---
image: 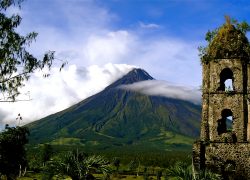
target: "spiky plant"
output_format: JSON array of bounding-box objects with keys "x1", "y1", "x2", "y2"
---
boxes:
[
  {"x1": 164, "y1": 161, "x2": 193, "y2": 180},
  {"x1": 59, "y1": 151, "x2": 111, "y2": 180},
  {"x1": 164, "y1": 161, "x2": 222, "y2": 180},
  {"x1": 196, "y1": 169, "x2": 221, "y2": 180},
  {"x1": 61, "y1": 151, "x2": 85, "y2": 180},
  {"x1": 84, "y1": 155, "x2": 111, "y2": 178}
]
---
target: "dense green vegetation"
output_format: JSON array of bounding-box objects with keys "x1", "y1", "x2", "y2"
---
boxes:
[
  {"x1": 0, "y1": 126, "x2": 197, "y2": 179},
  {"x1": 16, "y1": 144, "x2": 220, "y2": 180},
  {"x1": 21, "y1": 143, "x2": 221, "y2": 180},
  {"x1": 0, "y1": 125, "x2": 29, "y2": 179},
  {"x1": 27, "y1": 144, "x2": 191, "y2": 169}
]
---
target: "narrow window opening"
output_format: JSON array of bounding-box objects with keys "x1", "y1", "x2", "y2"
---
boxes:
[
  {"x1": 218, "y1": 68, "x2": 234, "y2": 91},
  {"x1": 226, "y1": 115, "x2": 233, "y2": 130},
  {"x1": 217, "y1": 109, "x2": 233, "y2": 135}
]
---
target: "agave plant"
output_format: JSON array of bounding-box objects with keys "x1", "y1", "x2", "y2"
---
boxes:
[
  {"x1": 164, "y1": 161, "x2": 193, "y2": 180},
  {"x1": 60, "y1": 151, "x2": 111, "y2": 180},
  {"x1": 61, "y1": 150, "x2": 86, "y2": 180},
  {"x1": 164, "y1": 161, "x2": 222, "y2": 180},
  {"x1": 195, "y1": 169, "x2": 221, "y2": 180},
  {"x1": 84, "y1": 155, "x2": 111, "y2": 178}
]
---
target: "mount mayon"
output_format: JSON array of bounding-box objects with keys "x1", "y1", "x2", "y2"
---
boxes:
[{"x1": 27, "y1": 68, "x2": 201, "y2": 152}]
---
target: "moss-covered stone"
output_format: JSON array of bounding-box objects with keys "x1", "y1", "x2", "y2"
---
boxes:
[{"x1": 202, "y1": 19, "x2": 250, "y2": 63}]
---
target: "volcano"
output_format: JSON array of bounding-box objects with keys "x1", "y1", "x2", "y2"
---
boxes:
[{"x1": 27, "y1": 68, "x2": 201, "y2": 152}]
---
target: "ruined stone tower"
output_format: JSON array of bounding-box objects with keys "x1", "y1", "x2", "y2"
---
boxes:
[{"x1": 193, "y1": 18, "x2": 250, "y2": 179}]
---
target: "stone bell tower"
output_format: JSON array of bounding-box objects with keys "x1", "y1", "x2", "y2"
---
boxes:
[{"x1": 193, "y1": 18, "x2": 250, "y2": 179}]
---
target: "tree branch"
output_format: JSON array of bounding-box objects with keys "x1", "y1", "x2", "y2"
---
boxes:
[{"x1": 0, "y1": 71, "x2": 29, "y2": 84}]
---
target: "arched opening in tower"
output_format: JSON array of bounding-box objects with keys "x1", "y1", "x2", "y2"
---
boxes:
[
  {"x1": 218, "y1": 68, "x2": 234, "y2": 91},
  {"x1": 217, "y1": 109, "x2": 233, "y2": 135}
]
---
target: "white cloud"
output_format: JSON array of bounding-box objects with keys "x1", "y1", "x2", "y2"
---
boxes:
[
  {"x1": 129, "y1": 37, "x2": 201, "y2": 87},
  {"x1": 83, "y1": 31, "x2": 135, "y2": 65},
  {"x1": 139, "y1": 22, "x2": 161, "y2": 29},
  {"x1": 119, "y1": 80, "x2": 201, "y2": 104},
  {"x1": 0, "y1": 1, "x2": 202, "y2": 126},
  {"x1": 0, "y1": 64, "x2": 135, "y2": 126}
]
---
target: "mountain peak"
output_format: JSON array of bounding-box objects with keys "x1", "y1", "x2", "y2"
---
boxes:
[
  {"x1": 106, "y1": 68, "x2": 154, "y2": 89},
  {"x1": 129, "y1": 68, "x2": 153, "y2": 79}
]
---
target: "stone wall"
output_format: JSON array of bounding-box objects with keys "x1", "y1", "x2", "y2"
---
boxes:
[
  {"x1": 193, "y1": 142, "x2": 250, "y2": 179},
  {"x1": 208, "y1": 93, "x2": 246, "y2": 141},
  {"x1": 195, "y1": 58, "x2": 250, "y2": 179},
  {"x1": 208, "y1": 59, "x2": 246, "y2": 93},
  {"x1": 200, "y1": 59, "x2": 249, "y2": 142}
]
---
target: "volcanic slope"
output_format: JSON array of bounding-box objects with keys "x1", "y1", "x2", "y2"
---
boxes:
[{"x1": 27, "y1": 68, "x2": 201, "y2": 152}]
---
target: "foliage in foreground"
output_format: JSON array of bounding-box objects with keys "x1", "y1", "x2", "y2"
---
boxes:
[
  {"x1": 40, "y1": 150, "x2": 111, "y2": 180},
  {"x1": 164, "y1": 161, "x2": 221, "y2": 180},
  {"x1": 0, "y1": 125, "x2": 222, "y2": 180},
  {"x1": 0, "y1": 0, "x2": 66, "y2": 102},
  {"x1": 0, "y1": 125, "x2": 29, "y2": 179},
  {"x1": 165, "y1": 161, "x2": 193, "y2": 180}
]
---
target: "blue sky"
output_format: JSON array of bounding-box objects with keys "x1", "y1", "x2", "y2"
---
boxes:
[
  {"x1": 1, "y1": 0, "x2": 250, "y2": 126},
  {"x1": 98, "y1": 0, "x2": 249, "y2": 39},
  {"x1": 16, "y1": 0, "x2": 250, "y2": 85}
]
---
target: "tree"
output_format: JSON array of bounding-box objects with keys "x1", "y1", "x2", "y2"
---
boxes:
[
  {"x1": 112, "y1": 157, "x2": 120, "y2": 171},
  {"x1": 0, "y1": 125, "x2": 29, "y2": 179},
  {"x1": 128, "y1": 158, "x2": 140, "y2": 176},
  {"x1": 156, "y1": 169, "x2": 162, "y2": 180},
  {"x1": 0, "y1": 0, "x2": 66, "y2": 102},
  {"x1": 41, "y1": 144, "x2": 53, "y2": 167}
]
